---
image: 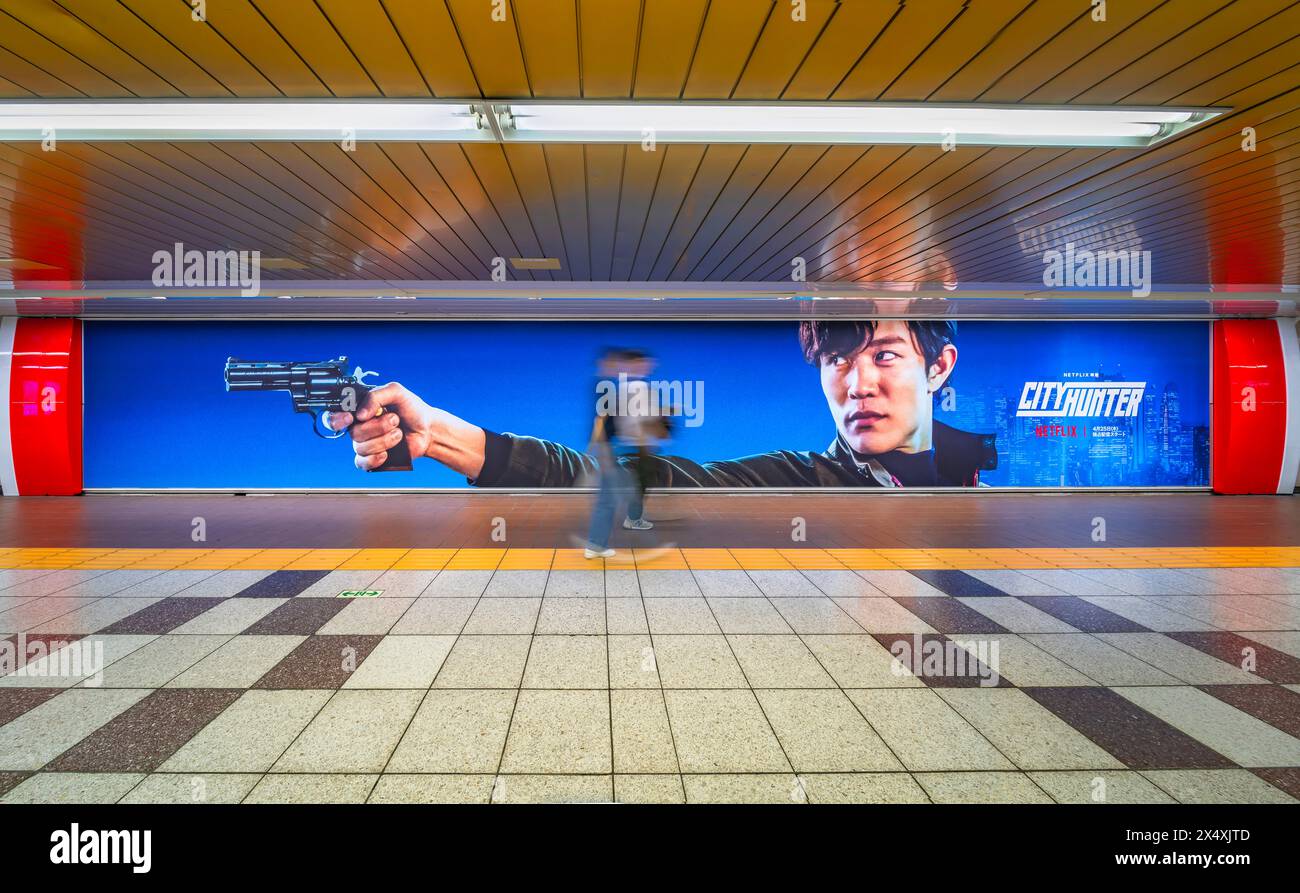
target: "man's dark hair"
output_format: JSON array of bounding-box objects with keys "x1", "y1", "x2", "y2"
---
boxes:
[
  {"x1": 598, "y1": 346, "x2": 650, "y2": 363},
  {"x1": 799, "y1": 320, "x2": 957, "y2": 369}
]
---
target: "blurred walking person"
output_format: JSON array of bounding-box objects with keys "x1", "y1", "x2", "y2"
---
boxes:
[{"x1": 584, "y1": 349, "x2": 653, "y2": 559}]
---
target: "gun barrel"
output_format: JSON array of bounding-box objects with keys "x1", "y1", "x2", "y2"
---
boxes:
[
  {"x1": 223, "y1": 358, "x2": 355, "y2": 405},
  {"x1": 225, "y1": 360, "x2": 301, "y2": 391}
]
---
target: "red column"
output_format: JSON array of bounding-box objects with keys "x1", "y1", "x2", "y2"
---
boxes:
[
  {"x1": 0, "y1": 317, "x2": 83, "y2": 496},
  {"x1": 1212, "y1": 319, "x2": 1298, "y2": 494}
]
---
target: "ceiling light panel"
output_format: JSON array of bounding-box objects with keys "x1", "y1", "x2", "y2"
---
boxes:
[
  {"x1": 503, "y1": 103, "x2": 1223, "y2": 147},
  {"x1": 0, "y1": 101, "x2": 1224, "y2": 148},
  {"x1": 0, "y1": 101, "x2": 490, "y2": 141}
]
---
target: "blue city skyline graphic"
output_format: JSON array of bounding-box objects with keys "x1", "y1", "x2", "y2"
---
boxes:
[{"x1": 936, "y1": 322, "x2": 1209, "y2": 487}]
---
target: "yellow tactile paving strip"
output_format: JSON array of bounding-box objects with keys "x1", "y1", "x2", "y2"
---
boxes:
[{"x1": 1, "y1": 546, "x2": 1298, "y2": 571}]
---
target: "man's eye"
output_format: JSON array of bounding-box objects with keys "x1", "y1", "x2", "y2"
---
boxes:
[{"x1": 875, "y1": 350, "x2": 900, "y2": 363}]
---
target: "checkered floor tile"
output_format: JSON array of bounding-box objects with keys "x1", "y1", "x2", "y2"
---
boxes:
[{"x1": 1, "y1": 564, "x2": 1298, "y2": 804}]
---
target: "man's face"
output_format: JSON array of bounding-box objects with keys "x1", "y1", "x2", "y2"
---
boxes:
[{"x1": 818, "y1": 321, "x2": 951, "y2": 455}]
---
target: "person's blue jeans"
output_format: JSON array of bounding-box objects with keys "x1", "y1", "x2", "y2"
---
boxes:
[{"x1": 587, "y1": 447, "x2": 643, "y2": 550}]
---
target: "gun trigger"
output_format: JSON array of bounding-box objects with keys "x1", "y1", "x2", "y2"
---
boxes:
[{"x1": 313, "y1": 410, "x2": 347, "y2": 440}]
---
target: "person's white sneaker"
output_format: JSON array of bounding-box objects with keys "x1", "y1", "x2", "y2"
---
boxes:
[
  {"x1": 584, "y1": 546, "x2": 616, "y2": 559},
  {"x1": 622, "y1": 518, "x2": 654, "y2": 530}
]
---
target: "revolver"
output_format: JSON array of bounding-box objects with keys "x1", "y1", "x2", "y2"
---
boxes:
[{"x1": 224, "y1": 357, "x2": 412, "y2": 471}]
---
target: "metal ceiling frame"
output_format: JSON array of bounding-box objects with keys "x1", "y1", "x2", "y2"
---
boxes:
[{"x1": 4, "y1": 280, "x2": 1294, "y2": 320}]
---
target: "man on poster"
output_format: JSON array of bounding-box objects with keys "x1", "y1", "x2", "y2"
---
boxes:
[{"x1": 324, "y1": 320, "x2": 997, "y2": 488}]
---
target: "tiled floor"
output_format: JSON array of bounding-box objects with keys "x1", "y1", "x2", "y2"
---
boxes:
[{"x1": 1, "y1": 560, "x2": 1298, "y2": 804}]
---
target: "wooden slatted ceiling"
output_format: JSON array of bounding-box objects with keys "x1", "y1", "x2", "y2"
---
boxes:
[
  {"x1": 0, "y1": 0, "x2": 1283, "y2": 104},
  {"x1": 0, "y1": 0, "x2": 1295, "y2": 288}
]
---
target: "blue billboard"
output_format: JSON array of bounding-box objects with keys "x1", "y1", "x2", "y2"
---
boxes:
[{"x1": 83, "y1": 320, "x2": 1209, "y2": 489}]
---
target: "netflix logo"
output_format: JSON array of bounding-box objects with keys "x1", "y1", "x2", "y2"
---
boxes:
[{"x1": 1035, "y1": 424, "x2": 1080, "y2": 438}]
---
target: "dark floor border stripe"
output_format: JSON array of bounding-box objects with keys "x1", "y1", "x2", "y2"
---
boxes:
[
  {"x1": 0, "y1": 688, "x2": 63, "y2": 727},
  {"x1": 244, "y1": 598, "x2": 349, "y2": 635},
  {"x1": 890, "y1": 597, "x2": 1008, "y2": 634},
  {"x1": 253, "y1": 634, "x2": 385, "y2": 689},
  {"x1": 45, "y1": 688, "x2": 244, "y2": 774},
  {"x1": 1170, "y1": 631, "x2": 1300, "y2": 684},
  {"x1": 908, "y1": 570, "x2": 1008, "y2": 597},
  {"x1": 1198, "y1": 684, "x2": 1300, "y2": 739},
  {"x1": 1023, "y1": 686, "x2": 1235, "y2": 770},
  {"x1": 1251, "y1": 767, "x2": 1300, "y2": 801},
  {"x1": 1017, "y1": 596, "x2": 1150, "y2": 633},
  {"x1": 0, "y1": 771, "x2": 30, "y2": 798},
  {"x1": 101, "y1": 598, "x2": 228, "y2": 635},
  {"x1": 234, "y1": 571, "x2": 333, "y2": 599}
]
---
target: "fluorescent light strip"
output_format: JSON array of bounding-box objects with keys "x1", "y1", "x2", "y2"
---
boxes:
[
  {"x1": 0, "y1": 101, "x2": 1224, "y2": 147},
  {"x1": 506, "y1": 103, "x2": 1221, "y2": 147},
  {"x1": 0, "y1": 101, "x2": 490, "y2": 142}
]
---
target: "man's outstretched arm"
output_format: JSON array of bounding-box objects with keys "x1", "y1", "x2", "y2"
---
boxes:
[
  {"x1": 325, "y1": 381, "x2": 835, "y2": 487},
  {"x1": 325, "y1": 381, "x2": 601, "y2": 486}
]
